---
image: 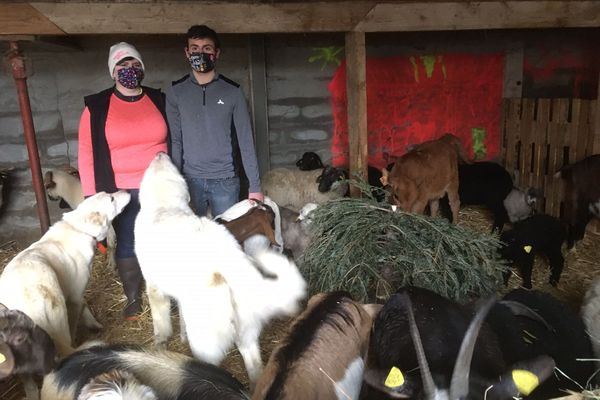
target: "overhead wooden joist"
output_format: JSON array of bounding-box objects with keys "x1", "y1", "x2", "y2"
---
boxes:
[{"x1": 1, "y1": 1, "x2": 600, "y2": 36}]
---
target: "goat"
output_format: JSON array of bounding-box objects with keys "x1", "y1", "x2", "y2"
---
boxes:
[
  {"x1": 43, "y1": 167, "x2": 117, "y2": 269},
  {"x1": 0, "y1": 305, "x2": 57, "y2": 400},
  {"x1": 278, "y1": 203, "x2": 318, "y2": 263},
  {"x1": 263, "y1": 167, "x2": 347, "y2": 212},
  {"x1": 40, "y1": 344, "x2": 250, "y2": 400},
  {"x1": 381, "y1": 134, "x2": 466, "y2": 223},
  {"x1": 364, "y1": 286, "x2": 589, "y2": 399},
  {"x1": 214, "y1": 198, "x2": 282, "y2": 253},
  {"x1": 499, "y1": 214, "x2": 566, "y2": 289},
  {"x1": 295, "y1": 151, "x2": 324, "y2": 171},
  {"x1": 555, "y1": 154, "x2": 600, "y2": 247},
  {"x1": 252, "y1": 291, "x2": 381, "y2": 400},
  {"x1": 503, "y1": 187, "x2": 541, "y2": 224},
  {"x1": 135, "y1": 152, "x2": 307, "y2": 387}
]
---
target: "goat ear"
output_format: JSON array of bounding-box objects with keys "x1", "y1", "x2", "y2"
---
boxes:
[
  {"x1": 380, "y1": 169, "x2": 389, "y2": 187},
  {"x1": 0, "y1": 342, "x2": 15, "y2": 379},
  {"x1": 363, "y1": 367, "x2": 412, "y2": 398},
  {"x1": 43, "y1": 171, "x2": 55, "y2": 189}
]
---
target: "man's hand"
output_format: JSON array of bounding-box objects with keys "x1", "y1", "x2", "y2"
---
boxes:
[{"x1": 248, "y1": 192, "x2": 264, "y2": 202}]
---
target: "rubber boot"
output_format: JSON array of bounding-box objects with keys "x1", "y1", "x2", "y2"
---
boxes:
[{"x1": 116, "y1": 257, "x2": 144, "y2": 320}]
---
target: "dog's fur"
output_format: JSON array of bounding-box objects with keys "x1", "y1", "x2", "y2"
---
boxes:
[
  {"x1": 0, "y1": 191, "x2": 130, "y2": 358},
  {"x1": 135, "y1": 153, "x2": 307, "y2": 386}
]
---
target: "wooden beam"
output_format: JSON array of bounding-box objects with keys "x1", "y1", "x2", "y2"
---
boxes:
[
  {"x1": 355, "y1": 1, "x2": 600, "y2": 32},
  {"x1": 594, "y1": 72, "x2": 600, "y2": 154},
  {"x1": 503, "y1": 42, "x2": 523, "y2": 99},
  {"x1": 248, "y1": 35, "x2": 270, "y2": 176},
  {"x1": 345, "y1": 31, "x2": 368, "y2": 197},
  {"x1": 0, "y1": 4, "x2": 64, "y2": 35},
  {"x1": 30, "y1": 2, "x2": 374, "y2": 34}
]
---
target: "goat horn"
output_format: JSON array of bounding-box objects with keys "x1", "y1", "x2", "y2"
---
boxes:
[
  {"x1": 449, "y1": 295, "x2": 497, "y2": 400},
  {"x1": 399, "y1": 293, "x2": 437, "y2": 400}
]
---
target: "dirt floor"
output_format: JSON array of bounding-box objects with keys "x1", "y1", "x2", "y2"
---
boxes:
[{"x1": 1, "y1": 206, "x2": 599, "y2": 399}]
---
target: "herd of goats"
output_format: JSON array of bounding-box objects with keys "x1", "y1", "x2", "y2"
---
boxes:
[{"x1": 0, "y1": 133, "x2": 599, "y2": 400}]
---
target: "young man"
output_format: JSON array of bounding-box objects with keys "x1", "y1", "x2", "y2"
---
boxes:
[{"x1": 166, "y1": 25, "x2": 263, "y2": 217}]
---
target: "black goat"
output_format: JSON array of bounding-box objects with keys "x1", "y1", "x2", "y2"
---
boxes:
[{"x1": 500, "y1": 214, "x2": 566, "y2": 289}]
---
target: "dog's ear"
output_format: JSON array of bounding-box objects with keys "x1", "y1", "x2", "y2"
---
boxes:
[{"x1": 63, "y1": 209, "x2": 110, "y2": 240}]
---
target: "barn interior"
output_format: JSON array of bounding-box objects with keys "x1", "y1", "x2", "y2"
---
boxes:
[{"x1": 1, "y1": 1, "x2": 600, "y2": 399}]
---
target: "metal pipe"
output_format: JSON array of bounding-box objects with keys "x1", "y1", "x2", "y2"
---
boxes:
[{"x1": 8, "y1": 41, "x2": 50, "y2": 234}]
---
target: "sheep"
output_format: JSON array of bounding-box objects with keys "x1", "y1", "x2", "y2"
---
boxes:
[
  {"x1": 252, "y1": 291, "x2": 381, "y2": 400},
  {"x1": 295, "y1": 151, "x2": 324, "y2": 171},
  {"x1": 278, "y1": 203, "x2": 318, "y2": 263},
  {"x1": 499, "y1": 214, "x2": 566, "y2": 289},
  {"x1": 40, "y1": 344, "x2": 250, "y2": 400},
  {"x1": 364, "y1": 286, "x2": 590, "y2": 399},
  {"x1": 554, "y1": 154, "x2": 600, "y2": 247},
  {"x1": 134, "y1": 152, "x2": 307, "y2": 387},
  {"x1": 262, "y1": 167, "x2": 347, "y2": 212},
  {"x1": 43, "y1": 167, "x2": 116, "y2": 269},
  {"x1": 0, "y1": 305, "x2": 57, "y2": 400}
]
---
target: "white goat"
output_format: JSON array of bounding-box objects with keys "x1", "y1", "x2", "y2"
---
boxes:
[
  {"x1": 44, "y1": 168, "x2": 117, "y2": 269},
  {"x1": 135, "y1": 153, "x2": 307, "y2": 386},
  {"x1": 262, "y1": 168, "x2": 346, "y2": 212}
]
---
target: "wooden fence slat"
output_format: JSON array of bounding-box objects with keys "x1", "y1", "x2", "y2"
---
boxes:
[
  {"x1": 501, "y1": 97, "x2": 593, "y2": 218},
  {"x1": 519, "y1": 99, "x2": 535, "y2": 188}
]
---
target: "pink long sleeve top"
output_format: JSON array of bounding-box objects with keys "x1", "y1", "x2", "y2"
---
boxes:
[{"x1": 78, "y1": 94, "x2": 168, "y2": 196}]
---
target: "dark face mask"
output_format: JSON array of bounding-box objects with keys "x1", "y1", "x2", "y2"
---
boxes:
[
  {"x1": 189, "y1": 52, "x2": 216, "y2": 73},
  {"x1": 117, "y1": 67, "x2": 144, "y2": 89}
]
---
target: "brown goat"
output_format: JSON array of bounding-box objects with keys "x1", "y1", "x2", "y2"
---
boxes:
[
  {"x1": 216, "y1": 202, "x2": 278, "y2": 247},
  {"x1": 381, "y1": 133, "x2": 467, "y2": 223},
  {"x1": 252, "y1": 291, "x2": 381, "y2": 400}
]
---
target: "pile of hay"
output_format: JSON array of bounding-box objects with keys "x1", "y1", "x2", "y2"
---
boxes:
[{"x1": 302, "y1": 197, "x2": 507, "y2": 302}]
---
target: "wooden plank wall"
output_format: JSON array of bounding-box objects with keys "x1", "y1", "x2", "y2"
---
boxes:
[{"x1": 501, "y1": 98, "x2": 596, "y2": 218}]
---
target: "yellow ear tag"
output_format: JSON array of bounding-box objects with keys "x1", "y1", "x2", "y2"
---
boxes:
[
  {"x1": 512, "y1": 369, "x2": 539, "y2": 395},
  {"x1": 0, "y1": 353, "x2": 5, "y2": 364},
  {"x1": 384, "y1": 366, "x2": 405, "y2": 388},
  {"x1": 523, "y1": 245, "x2": 533, "y2": 253}
]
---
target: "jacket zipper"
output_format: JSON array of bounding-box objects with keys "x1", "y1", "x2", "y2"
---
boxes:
[{"x1": 202, "y1": 85, "x2": 206, "y2": 106}]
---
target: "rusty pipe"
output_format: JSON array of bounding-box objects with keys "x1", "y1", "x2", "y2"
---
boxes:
[{"x1": 8, "y1": 41, "x2": 50, "y2": 234}]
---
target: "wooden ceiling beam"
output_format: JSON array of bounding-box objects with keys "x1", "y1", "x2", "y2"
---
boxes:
[
  {"x1": 0, "y1": 2, "x2": 597, "y2": 35},
  {"x1": 355, "y1": 1, "x2": 600, "y2": 31}
]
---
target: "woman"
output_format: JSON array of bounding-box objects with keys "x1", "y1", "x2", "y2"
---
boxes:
[{"x1": 78, "y1": 42, "x2": 168, "y2": 320}]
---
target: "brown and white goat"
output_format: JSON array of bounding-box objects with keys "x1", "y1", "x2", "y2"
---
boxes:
[{"x1": 252, "y1": 291, "x2": 381, "y2": 400}]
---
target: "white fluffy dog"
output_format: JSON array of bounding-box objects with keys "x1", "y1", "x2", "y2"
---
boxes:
[
  {"x1": 0, "y1": 191, "x2": 130, "y2": 357},
  {"x1": 135, "y1": 152, "x2": 307, "y2": 385}
]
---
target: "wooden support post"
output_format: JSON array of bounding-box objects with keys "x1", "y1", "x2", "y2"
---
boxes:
[
  {"x1": 345, "y1": 31, "x2": 368, "y2": 198},
  {"x1": 594, "y1": 72, "x2": 600, "y2": 155}
]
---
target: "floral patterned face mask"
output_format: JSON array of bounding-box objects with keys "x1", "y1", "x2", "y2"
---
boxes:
[
  {"x1": 117, "y1": 67, "x2": 144, "y2": 89},
  {"x1": 189, "y1": 52, "x2": 216, "y2": 73}
]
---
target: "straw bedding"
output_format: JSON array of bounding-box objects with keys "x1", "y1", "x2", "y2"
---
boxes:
[{"x1": 0, "y1": 206, "x2": 599, "y2": 399}]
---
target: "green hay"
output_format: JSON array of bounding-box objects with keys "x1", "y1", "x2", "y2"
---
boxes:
[{"x1": 301, "y1": 191, "x2": 506, "y2": 303}]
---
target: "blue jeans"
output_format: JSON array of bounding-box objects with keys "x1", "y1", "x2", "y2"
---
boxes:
[
  {"x1": 186, "y1": 176, "x2": 240, "y2": 217},
  {"x1": 112, "y1": 189, "x2": 140, "y2": 259}
]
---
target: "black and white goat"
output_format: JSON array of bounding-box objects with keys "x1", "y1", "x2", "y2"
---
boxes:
[
  {"x1": 295, "y1": 152, "x2": 324, "y2": 171},
  {"x1": 253, "y1": 291, "x2": 381, "y2": 400},
  {"x1": 0, "y1": 305, "x2": 57, "y2": 400},
  {"x1": 40, "y1": 344, "x2": 249, "y2": 400},
  {"x1": 499, "y1": 214, "x2": 566, "y2": 289},
  {"x1": 365, "y1": 286, "x2": 591, "y2": 399}
]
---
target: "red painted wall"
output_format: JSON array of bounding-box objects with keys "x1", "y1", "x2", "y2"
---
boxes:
[{"x1": 328, "y1": 53, "x2": 504, "y2": 169}]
